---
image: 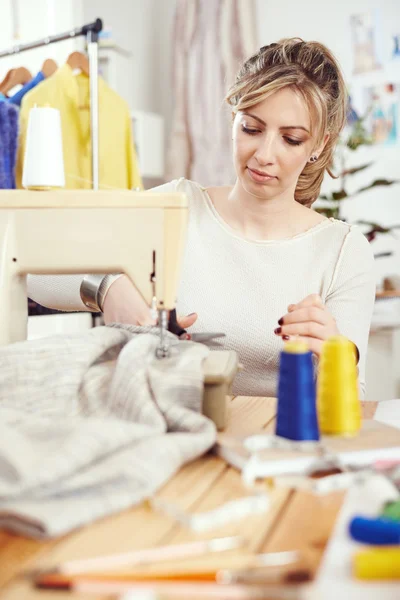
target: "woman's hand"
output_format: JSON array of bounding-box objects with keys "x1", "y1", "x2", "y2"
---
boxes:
[
  {"x1": 102, "y1": 275, "x2": 198, "y2": 330},
  {"x1": 274, "y1": 293, "x2": 340, "y2": 357}
]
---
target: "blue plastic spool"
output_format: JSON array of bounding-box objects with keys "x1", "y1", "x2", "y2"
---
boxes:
[
  {"x1": 349, "y1": 516, "x2": 400, "y2": 545},
  {"x1": 276, "y1": 346, "x2": 319, "y2": 441}
]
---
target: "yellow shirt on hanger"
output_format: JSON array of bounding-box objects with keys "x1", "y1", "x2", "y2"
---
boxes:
[{"x1": 16, "y1": 64, "x2": 142, "y2": 190}]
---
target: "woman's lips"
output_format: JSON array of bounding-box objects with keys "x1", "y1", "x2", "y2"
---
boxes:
[{"x1": 247, "y1": 167, "x2": 277, "y2": 184}]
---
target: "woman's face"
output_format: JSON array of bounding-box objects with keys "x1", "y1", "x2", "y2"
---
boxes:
[{"x1": 232, "y1": 87, "x2": 318, "y2": 201}]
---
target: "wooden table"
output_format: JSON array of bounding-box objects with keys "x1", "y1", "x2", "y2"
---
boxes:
[{"x1": 0, "y1": 397, "x2": 378, "y2": 599}]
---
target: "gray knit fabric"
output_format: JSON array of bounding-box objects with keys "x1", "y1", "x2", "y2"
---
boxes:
[{"x1": 0, "y1": 324, "x2": 216, "y2": 538}]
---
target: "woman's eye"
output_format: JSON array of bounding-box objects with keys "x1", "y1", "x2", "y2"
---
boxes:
[
  {"x1": 284, "y1": 137, "x2": 303, "y2": 146},
  {"x1": 241, "y1": 125, "x2": 260, "y2": 135}
]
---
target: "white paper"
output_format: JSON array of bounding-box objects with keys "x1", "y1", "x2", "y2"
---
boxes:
[
  {"x1": 151, "y1": 493, "x2": 269, "y2": 532},
  {"x1": 308, "y1": 474, "x2": 400, "y2": 600},
  {"x1": 374, "y1": 399, "x2": 400, "y2": 430}
]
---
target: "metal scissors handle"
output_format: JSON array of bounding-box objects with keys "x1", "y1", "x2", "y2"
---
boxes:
[{"x1": 168, "y1": 309, "x2": 226, "y2": 345}]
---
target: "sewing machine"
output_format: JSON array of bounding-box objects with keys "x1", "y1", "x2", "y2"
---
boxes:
[{"x1": 0, "y1": 190, "x2": 238, "y2": 428}]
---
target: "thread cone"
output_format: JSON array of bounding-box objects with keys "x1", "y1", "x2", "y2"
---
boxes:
[
  {"x1": 317, "y1": 335, "x2": 361, "y2": 435},
  {"x1": 22, "y1": 106, "x2": 65, "y2": 189},
  {"x1": 276, "y1": 340, "x2": 319, "y2": 441}
]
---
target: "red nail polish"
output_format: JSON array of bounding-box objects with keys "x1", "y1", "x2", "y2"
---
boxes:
[
  {"x1": 274, "y1": 327, "x2": 282, "y2": 335},
  {"x1": 283, "y1": 335, "x2": 290, "y2": 340},
  {"x1": 278, "y1": 317, "x2": 283, "y2": 325}
]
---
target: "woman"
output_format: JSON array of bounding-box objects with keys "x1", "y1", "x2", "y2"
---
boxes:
[{"x1": 28, "y1": 38, "x2": 376, "y2": 398}]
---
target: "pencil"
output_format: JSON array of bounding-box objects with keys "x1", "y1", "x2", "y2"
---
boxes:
[
  {"x1": 35, "y1": 571, "x2": 218, "y2": 586},
  {"x1": 34, "y1": 579, "x2": 300, "y2": 599},
  {"x1": 33, "y1": 549, "x2": 303, "y2": 588},
  {"x1": 38, "y1": 536, "x2": 243, "y2": 575},
  {"x1": 34, "y1": 567, "x2": 311, "y2": 589}
]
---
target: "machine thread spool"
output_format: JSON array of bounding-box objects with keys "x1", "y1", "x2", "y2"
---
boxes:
[
  {"x1": 349, "y1": 516, "x2": 400, "y2": 545},
  {"x1": 276, "y1": 340, "x2": 319, "y2": 441},
  {"x1": 317, "y1": 335, "x2": 361, "y2": 436},
  {"x1": 22, "y1": 105, "x2": 65, "y2": 190},
  {"x1": 353, "y1": 546, "x2": 400, "y2": 580}
]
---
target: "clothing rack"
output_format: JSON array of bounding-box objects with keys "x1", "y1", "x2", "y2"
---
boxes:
[{"x1": 0, "y1": 18, "x2": 103, "y2": 190}]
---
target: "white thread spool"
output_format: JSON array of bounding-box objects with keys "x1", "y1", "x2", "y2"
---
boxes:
[{"x1": 22, "y1": 105, "x2": 65, "y2": 189}]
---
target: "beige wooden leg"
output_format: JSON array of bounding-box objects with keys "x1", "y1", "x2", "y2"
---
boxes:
[{"x1": 0, "y1": 212, "x2": 28, "y2": 346}]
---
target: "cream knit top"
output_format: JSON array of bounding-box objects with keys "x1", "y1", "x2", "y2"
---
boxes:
[{"x1": 28, "y1": 178, "x2": 376, "y2": 398}]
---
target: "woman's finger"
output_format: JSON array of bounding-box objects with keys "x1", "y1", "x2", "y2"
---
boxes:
[
  {"x1": 275, "y1": 321, "x2": 325, "y2": 339},
  {"x1": 279, "y1": 306, "x2": 329, "y2": 327},
  {"x1": 288, "y1": 293, "x2": 323, "y2": 312},
  {"x1": 177, "y1": 313, "x2": 198, "y2": 329},
  {"x1": 280, "y1": 335, "x2": 323, "y2": 356}
]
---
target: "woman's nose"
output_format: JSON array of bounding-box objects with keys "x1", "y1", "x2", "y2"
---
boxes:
[{"x1": 254, "y1": 134, "x2": 276, "y2": 165}]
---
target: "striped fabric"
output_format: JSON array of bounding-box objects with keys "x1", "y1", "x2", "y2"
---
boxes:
[{"x1": 0, "y1": 324, "x2": 215, "y2": 538}]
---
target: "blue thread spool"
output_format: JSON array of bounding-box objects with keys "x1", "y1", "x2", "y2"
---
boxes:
[
  {"x1": 349, "y1": 516, "x2": 400, "y2": 545},
  {"x1": 276, "y1": 340, "x2": 319, "y2": 441}
]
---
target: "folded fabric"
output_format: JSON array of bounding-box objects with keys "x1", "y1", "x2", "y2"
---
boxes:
[
  {"x1": 0, "y1": 101, "x2": 18, "y2": 189},
  {"x1": 0, "y1": 324, "x2": 216, "y2": 538}
]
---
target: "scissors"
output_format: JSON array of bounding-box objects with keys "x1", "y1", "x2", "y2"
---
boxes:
[{"x1": 168, "y1": 309, "x2": 226, "y2": 345}]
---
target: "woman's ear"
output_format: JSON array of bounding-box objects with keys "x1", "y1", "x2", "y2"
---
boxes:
[{"x1": 314, "y1": 132, "x2": 330, "y2": 157}]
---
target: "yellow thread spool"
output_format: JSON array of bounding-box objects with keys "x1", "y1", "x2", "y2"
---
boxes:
[
  {"x1": 353, "y1": 547, "x2": 400, "y2": 580},
  {"x1": 317, "y1": 335, "x2": 361, "y2": 436}
]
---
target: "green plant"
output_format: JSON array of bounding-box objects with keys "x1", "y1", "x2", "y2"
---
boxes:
[{"x1": 316, "y1": 112, "x2": 399, "y2": 240}]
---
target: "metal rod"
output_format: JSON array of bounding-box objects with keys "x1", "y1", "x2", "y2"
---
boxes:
[
  {"x1": 156, "y1": 310, "x2": 170, "y2": 359},
  {"x1": 0, "y1": 19, "x2": 102, "y2": 58},
  {"x1": 87, "y1": 31, "x2": 99, "y2": 191}
]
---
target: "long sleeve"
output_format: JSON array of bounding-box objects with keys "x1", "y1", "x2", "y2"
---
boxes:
[
  {"x1": 27, "y1": 275, "x2": 90, "y2": 312},
  {"x1": 324, "y1": 226, "x2": 376, "y2": 399}
]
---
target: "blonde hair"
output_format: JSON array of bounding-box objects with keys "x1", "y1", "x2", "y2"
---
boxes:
[{"x1": 225, "y1": 38, "x2": 347, "y2": 207}]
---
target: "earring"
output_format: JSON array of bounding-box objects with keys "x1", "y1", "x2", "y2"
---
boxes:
[{"x1": 309, "y1": 155, "x2": 318, "y2": 163}]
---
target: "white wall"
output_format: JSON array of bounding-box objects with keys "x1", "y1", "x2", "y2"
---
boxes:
[
  {"x1": 82, "y1": 0, "x2": 175, "y2": 121},
  {"x1": 256, "y1": 0, "x2": 399, "y2": 83},
  {"x1": 81, "y1": 0, "x2": 176, "y2": 169},
  {"x1": 0, "y1": 0, "x2": 84, "y2": 75}
]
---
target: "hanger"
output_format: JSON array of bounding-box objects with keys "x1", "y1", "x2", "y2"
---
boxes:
[
  {"x1": 41, "y1": 58, "x2": 58, "y2": 78},
  {"x1": 66, "y1": 52, "x2": 89, "y2": 76},
  {"x1": 0, "y1": 68, "x2": 15, "y2": 93},
  {"x1": 0, "y1": 67, "x2": 32, "y2": 95}
]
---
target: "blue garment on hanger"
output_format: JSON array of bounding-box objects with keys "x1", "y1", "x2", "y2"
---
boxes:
[
  {"x1": 0, "y1": 102, "x2": 19, "y2": 188},
  {"x1": 8, "y1": 71, "x2": 45, "y2": 106}
]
